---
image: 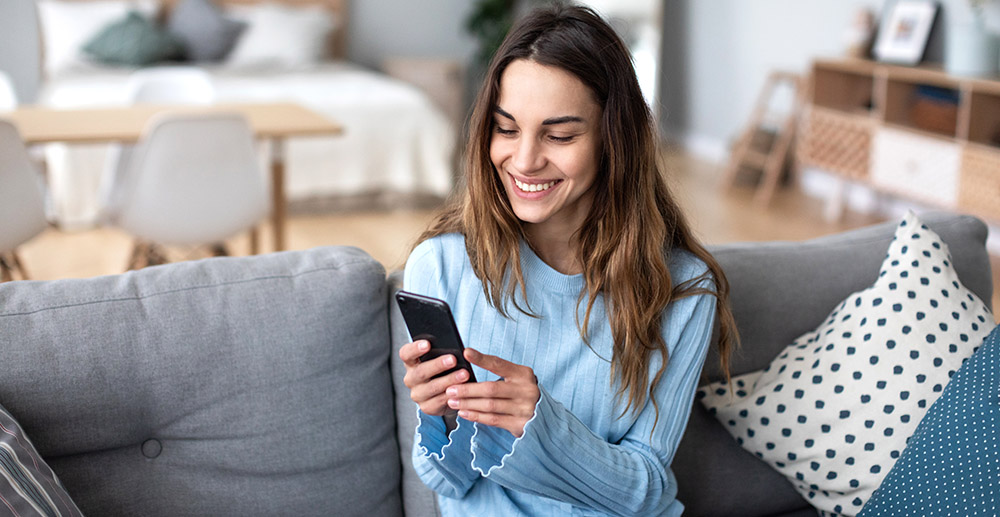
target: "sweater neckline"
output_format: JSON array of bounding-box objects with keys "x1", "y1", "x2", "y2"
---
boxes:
[{"x1": 519, "y1": 240, "x2": 585, "y2": 294}]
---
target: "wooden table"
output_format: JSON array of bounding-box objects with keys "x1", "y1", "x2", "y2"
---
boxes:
[{"x1": 3, "y1": 102, "x2": 343, "y2": 252}]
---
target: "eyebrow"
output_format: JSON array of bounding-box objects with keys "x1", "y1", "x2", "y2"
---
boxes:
[{"x1": 494, "y1": 106, "x2": 586, "y2": 126}]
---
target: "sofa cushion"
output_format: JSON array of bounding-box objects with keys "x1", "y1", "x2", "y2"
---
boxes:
[
  {"x1": 859, "y1": 323, "x2": 1000, "y2": 516},
  {"x1": 698, "y1": 211, "x2": 994, "y2": 515},
  {"x1": 0, "y1": 403, "x2": 83, "y2": 516},
  {"x1": 672, "y1": 211, "x2": 992, "y2": 517},
  {"x1": 0, "y1": 247, "x2": 400, "y2": 516}
]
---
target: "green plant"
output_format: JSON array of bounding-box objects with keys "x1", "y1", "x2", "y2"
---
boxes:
[
  {"x1": 968, "y1": 0, "x2": 994, "y2": 19},
  {"x1": 465, "y1": 0, "x2": 515, "y2": 70}
]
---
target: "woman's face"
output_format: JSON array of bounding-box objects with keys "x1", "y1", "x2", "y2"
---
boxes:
[{"x1": 490, "y1": 59, "x2": 603, "y2": 240}]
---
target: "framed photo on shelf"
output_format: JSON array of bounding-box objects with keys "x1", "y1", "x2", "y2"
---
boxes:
[{"x1": 873, "y1": 0, "x2": 938, "y2": 65}]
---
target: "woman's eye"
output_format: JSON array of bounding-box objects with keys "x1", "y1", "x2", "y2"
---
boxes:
[
  {"x1": 494, "y1": 127, "x2": 517, "y2": 136},
  {"x1": 548, "y1": 135, "x2": 574, "y2": 143}
]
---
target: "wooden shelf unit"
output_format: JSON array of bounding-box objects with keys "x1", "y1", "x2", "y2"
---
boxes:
[{"x1": 797, "y1": 58, "x2": 1000, "y2": 223}]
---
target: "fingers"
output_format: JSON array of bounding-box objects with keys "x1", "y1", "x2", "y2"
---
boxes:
[
  {"x1": 409, "y1": 365, "x2": 469, "y2": 403},
  {"x1": 402, "y1": 349, "x2": 472, "y2": 416},
  {"x1": 445, "y1": 378, "x2": 537, "y2": 404},
  {"x1": 398, "y1": 340, "x2": 431, "y2": 366},
  {"x1": 465, "y1": 348, "x2": 530, "y2": 380},
  {"x1": 404, "y1": 352, "x2": 466, "y2": 389},
  {"x1": 453, "y1": 411, "x2": 528, "y2": 438},
  {"x1": 446, "y1": 378, "x2": 540, "y2": 438},
  {"x1": 446, "y1": 393, "x2": 534, "y2": 419}
]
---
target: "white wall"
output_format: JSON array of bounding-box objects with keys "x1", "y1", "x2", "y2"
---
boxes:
[
  {"x1": 0, "y1": 0, "x2": 42, "y2": 103},
  {"x1": 346, "y1": 0, "x2": 477, "y2": 69}
]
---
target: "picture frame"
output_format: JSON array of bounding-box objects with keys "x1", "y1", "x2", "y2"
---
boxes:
[{"x1": 873, "y1": 0, "x2": 938, "y2": 65}]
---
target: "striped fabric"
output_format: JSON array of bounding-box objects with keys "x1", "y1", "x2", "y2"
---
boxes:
[{"x1": 0, "y1": 405, "x2": 82, "y2": 517}]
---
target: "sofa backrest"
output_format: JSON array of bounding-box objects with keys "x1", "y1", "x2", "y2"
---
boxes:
[
  {"x1": 0, "y1": 246, "x2": 402, "y2": 516},
  {"x1": 387, "y1": 272, "x2": 442, "y2": 517},
  {"x1": 674, "y1": 211, "x2": 992, "y2": 516}
]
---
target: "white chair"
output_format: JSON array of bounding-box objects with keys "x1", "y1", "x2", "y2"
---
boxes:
[
  {"x1": 113, "y1": 112, "x2": 268, "y2": 269},
  {"x1": 0, "y1": 120, "x2": 48, "y2": 281},
  {"x1": 0, "y1": 70, "x2": 17, "y2": 110},
  {"x1": 99, "y1": 67, "x2": 215, "y2": 221}
]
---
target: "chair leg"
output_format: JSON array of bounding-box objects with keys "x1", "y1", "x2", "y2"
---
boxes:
[
  {"x1": 126, "y1": 241, "x2": 147, "y2": 271},
  {"x1": 0, "y1": 254, "x2": 13, "y2": 282},
  {"x1": 127, "y1": 241, "x2": 171, "y2": 271},
  {"x1": 249, "y1": 227, "x2": 260, "y2": 255},
  {"x1": 0, "y1": 252, "x2": 31, "y2": 282},
  {"x1": 146, "y1": 243, "x2": 168, "y2": 267},
  {"x1": 9, "y1": 251, "x2": 29, "y2": 280}
]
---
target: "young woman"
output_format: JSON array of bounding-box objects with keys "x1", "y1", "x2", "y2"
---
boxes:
[{"x1": 399, "y1": 5, "x2": 737, "y2": 516}]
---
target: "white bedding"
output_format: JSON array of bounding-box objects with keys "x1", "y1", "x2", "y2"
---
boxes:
[{"x1": 39, "y1": 61, "x2": 456, "y2": 227}]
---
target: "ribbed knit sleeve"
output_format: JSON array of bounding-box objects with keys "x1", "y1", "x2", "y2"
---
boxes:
[
  {"x1": 404, "y1": 238, "x2": 481, "y2": 498},
  {"x1": 467, "y1": 287, "x2": 715, "y2": 515}
]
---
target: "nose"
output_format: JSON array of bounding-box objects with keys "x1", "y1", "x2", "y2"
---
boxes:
[{"x1": 511, "y1": 136, "x2": 545, "y2": 174}]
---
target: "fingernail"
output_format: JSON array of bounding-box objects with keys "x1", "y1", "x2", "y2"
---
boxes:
[
  {"x1": 443, "y1": 355, "x2": 455, "y2": 366},
  {"x1": 446, "y1": 387, "x2": 458, "y2": 397},
  {"x1": 418, "y1": 341, "x2": 429, "y2": 351},
  {"x1": 458, "y1": 410, "x2": 469, "y2": 419},
  {"x1": 456, "y1": 370, "x2": 468, "y2": 381},
  {"x1": 448, "y1": 399, "x2": 459, "y2": 408}
]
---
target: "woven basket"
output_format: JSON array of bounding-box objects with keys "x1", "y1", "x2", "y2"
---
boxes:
[
  {"x1": 959, "y1": 145, "x2": 1000, "y2": 223},
  {"x1": 797, "y1": 107, "x2": 873, "y2": 179}
]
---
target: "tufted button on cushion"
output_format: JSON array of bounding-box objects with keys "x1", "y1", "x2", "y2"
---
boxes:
[{"x1": 141, "y1": 439, "x2": 162, "y2": 459}]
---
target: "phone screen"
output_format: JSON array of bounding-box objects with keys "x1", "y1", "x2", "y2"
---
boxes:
[{"x1": 395, "y1": 290, "x2": 477, "y2": 382}]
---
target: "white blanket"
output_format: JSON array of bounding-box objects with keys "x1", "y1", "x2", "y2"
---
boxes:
[{"x1": 39, "y1": 61, "x2": 456, "y2": 228}]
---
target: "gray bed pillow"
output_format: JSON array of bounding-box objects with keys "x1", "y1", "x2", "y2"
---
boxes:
[{"x1": 167, "y1": 0, "x2": 246, "y2": 62}]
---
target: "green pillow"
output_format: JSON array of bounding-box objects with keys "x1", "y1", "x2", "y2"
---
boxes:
[{"x1": 82, "y1": 11, "x2": 185, "y2": 67}]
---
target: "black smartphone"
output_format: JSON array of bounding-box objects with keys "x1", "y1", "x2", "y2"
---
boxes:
[{"x1": 395, "y1": 290, "x2": 477, "y2": 382}]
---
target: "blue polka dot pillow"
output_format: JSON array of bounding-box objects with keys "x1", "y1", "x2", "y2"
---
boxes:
[
  {"x1": 859, "y1": 322, "x2": 1000, "y2": 516},
  {"x1": 697, "y1": 211, "x2": 994, "y2": 516}
]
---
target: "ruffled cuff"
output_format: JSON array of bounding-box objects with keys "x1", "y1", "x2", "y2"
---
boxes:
[
  {"x1": 416, "y1": 409, "x2": 476, "y2": 459},
  {"x1": 470, "y1": 385, "x2": 552, "y2": 477},
  {"x1": 413, "y1": 407, "x2": 480, "y2": 495}
]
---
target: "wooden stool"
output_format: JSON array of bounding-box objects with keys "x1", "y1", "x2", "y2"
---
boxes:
[{"x1": 722, "y1": 71, "x2": 804, "y2": 206}]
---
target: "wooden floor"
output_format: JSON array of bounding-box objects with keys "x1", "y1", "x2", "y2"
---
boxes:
[{"x1": 15, "y1": 149, "x2": 1000, "y2": 321}]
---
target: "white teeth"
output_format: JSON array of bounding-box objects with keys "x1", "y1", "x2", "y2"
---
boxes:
[{"x1": 513, "y1": 177, "x2": 557, "y2": 193}]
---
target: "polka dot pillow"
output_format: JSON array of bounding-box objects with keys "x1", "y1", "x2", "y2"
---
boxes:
[
  {"x1": 697, "y1": 211, "x2": 994, "y2": 517},
  {"x1": 859, "y1": 323, "x2": 1000, "y2": 516}
]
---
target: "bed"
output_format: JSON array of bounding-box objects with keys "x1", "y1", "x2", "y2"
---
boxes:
[{"x1": 35, "y1": 0, "x2": 456, "y2": 227}]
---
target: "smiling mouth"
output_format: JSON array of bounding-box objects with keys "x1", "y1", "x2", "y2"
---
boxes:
[{"x1": 512, "y1": 175, "x2": 560, "y2": 193}]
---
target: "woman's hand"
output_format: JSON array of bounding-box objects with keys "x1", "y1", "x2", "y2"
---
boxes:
[
  {"x1": 399, "y1": 340, "x2": 472, "y2": 417},
  {"x1": 447, "y1": 348, "x2": 540, "y2": 438}
]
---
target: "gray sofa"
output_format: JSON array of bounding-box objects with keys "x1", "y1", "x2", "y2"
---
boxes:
[{"x1": 0, "y1": 212, "x2": 991, "y2": 516}]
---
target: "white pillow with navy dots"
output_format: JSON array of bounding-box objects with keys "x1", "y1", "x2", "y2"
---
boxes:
[{"x1": 698, "y1": 211, "x2": 995, "y2": 517}]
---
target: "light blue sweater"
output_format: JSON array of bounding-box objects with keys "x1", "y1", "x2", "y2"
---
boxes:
[{"x1": 403, "y1": 233, "x2": 716, "y2": 516}]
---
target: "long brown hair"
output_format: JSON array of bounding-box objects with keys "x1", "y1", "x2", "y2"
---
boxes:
[{"x1": 419, "y1": 5, "x2": 737, "y2": 421}]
